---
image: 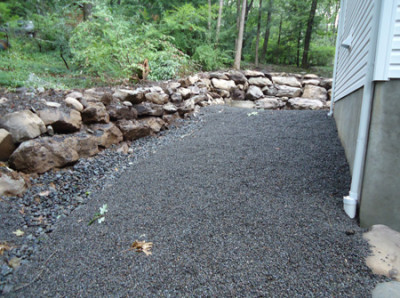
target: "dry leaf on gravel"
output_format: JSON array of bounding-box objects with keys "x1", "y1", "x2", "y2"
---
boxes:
[
  {"x1": 8, "y1": 257, "x2": 21, "y2": 269},
  {"x1": 131, "y1": 240, "x2": 153, "y2": 256},
  {"x1": 0, "y1": 242, "x2": 11, "y2": 255},
  {"x1": 12, "y1": 229, "x2": 25, "y2": 237}
]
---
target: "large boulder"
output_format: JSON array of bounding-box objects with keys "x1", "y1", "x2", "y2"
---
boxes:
[
  {"x1": 0, "y1": 110, "x2": 46, "y2": 143},
  {"x1": 211, "y1": 78, "x2": 236, "y2": 91},
  {"x1": 107, "y1": 103, "x2": 138, "y2": 121},
  {"x1": 232, "y1": 89, "x2": 246, "y2": 101},
  {"x1": 320, "y1": 78, "x2": 333, "y2": 90},
  {"x1": 113, "y1": 88, "x2": 146, "y2": 105},
  {"x1": 134, "y1": 103, "x2": 163, "y2": 117},
  {"x1": 0, "y1": 167, "x2": 26, "y2": 197},
  {"x1": 263, "y1": 85, "x2": 302, "y2": 98},
  {"x1": 81, "y1": 102, "x2": 110, "y2": 124},
  {"x1": 209, "y1": 72, "x2": 230, "y2": 80},
  {"x1": 288, "y1": 98, "x2": 323, "y2": 110},
  {"x1": 177, "y1": 87, "x2": 191, "y2": 99},
  {"x1": 9, "y1": 136, "x2": 80, "y2": 173},
  {"x1": 248, "y1": 77, "x2": 272, "y2": 87},
  {"x1": 302, "y1": 85, "x2": 328, "y2": 102},
  {"x1": 88, "y1": 123, "x2": 123, "y2": 149},
  {"x1": 38, "y1": 109, "x2": 82, "y2": 133},
  {"x1": 163, "y1": 103, "x2": 178, "y2": 114},
  {"x1": 140, "y1": 117, "x2": 166, "y2": 133},
  {"x1": 228, "y1": 71, "x2": 247, "y2": 84},
  {"x1": 0, "y1": 129, "x2": 15, "y2": 161},
  {"x1": 272, "y1": 76, "x2": 302, "y2": 88},
  {"x1": 255, "y1": 97, "x2": 283, "y2": 110},
  {"x1": 116, "y1": 120, "x2": 152, "y2": 141},
  {"x1": 145, "y1": 92, "x2": 169, "y2": 105},
  {"x1": 245, "y1": 86, "x2": 264, "y2": 101},
  {"x1": 243, "y1": 70, "x2": 265, "y2": 77}
]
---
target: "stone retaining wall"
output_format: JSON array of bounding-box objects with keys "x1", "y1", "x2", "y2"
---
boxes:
[{"x1": 0, "y1": 70, "x2": 332, "y2": 196}]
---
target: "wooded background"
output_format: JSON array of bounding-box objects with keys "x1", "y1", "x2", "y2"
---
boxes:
[{"x1": 0, "y1": 0, "x2": 339, "y2": 88}]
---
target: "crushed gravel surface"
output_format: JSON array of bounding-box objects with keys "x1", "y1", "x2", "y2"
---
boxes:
[{"x1": 3, "y1": 106, "x2": 386, "y2": 296}]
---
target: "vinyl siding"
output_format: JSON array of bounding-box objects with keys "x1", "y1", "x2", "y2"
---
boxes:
[
  {"x1": 334, "y1": 0, "x2": 375, "y2": 101},
  {"x1": 389, "y1": 0, "x2": 400, "y2": 78}
]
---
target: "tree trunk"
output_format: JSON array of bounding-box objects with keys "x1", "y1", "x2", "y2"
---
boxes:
[
  {"x1": 208, "y1": 0, "x2": 212, "y2": 32},
  {"x1": 276, "y1": 15, "x2": 282, "y2": 64},
  {"x1": 235, "y1": 0, "x2": 241, "y2": 52},
  {"x1": 254, "y1": 0, "x2": 263, "y2": 67},
  {"x1": 216, "y1": 0, "x2": 224, "y2": 43},
  {"x1": 234, "y1": 0, "x2": 247, "y2": 69},
  {"x1": 296, "y1": 30, "x2": 301, "y2": 67},
  {"x1": 261, "y1": 0, "x2": 273, "y2": 62},
  {"x1": 83, "y1": 2, "x2": 93, "y2": 21},
  {"x1": 241, "y1": 0, "x2": 254, "y2": 56},
  {"x1": 302, "y1": 0, "x2": 318, "y2": 68}
]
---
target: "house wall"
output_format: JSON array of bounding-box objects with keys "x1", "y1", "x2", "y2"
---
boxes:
[
  {"x1": 388, "y1": 0, "x2": 400, "y2": 77},
  {"x1": 334, "y1": 0, "x2": 375, "y2": 101},
  {"x1": 333, "y1": 88, "x2": 363, "y2": 174},
  {"x1": 360, "y1": 79, "x2": 400, "y2": 231}
]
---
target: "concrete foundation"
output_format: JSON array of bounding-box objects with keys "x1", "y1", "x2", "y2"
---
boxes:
[{"x1": 334, "y1": 80, "x2": 400, "y2": 231}]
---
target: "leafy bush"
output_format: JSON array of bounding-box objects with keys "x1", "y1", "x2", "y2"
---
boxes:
[
  {"x1": 193, "y1": 44, "x2": 231, "y2": 71},
  {"x1": 309, "y1": 44, "x2": 335, "y2": 66},
  {"x1": 69, "y1": 5, "x2": 190, "y2": 81}
]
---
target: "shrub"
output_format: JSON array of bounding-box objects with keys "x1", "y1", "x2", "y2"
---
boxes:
[{"x1": 193, "y1": 44, "x2": 231, "y2": 71}]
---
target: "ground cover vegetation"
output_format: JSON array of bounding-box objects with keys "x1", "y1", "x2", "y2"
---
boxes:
[{"x1": 0, "y1": 0, "x2": 339, "y2": 89}]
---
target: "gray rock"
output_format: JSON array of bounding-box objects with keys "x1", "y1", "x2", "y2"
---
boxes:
[
  {"x1": 140, "y1": 117, "x2": 166, "y2": 133},
  {"x1": 65, "y1": 97, "x2": 84, "y2": 112},
  {"x1": 116, "y1": 119, "x2": 152, "y2": 141},
  {"x1": 272, "y1": 76, "x2": 302, "y2": 88},
  {"x1": 232, "y1": 89, "x2": 246, "y2": 101},
  {"x1": 304, "y1": 73, "x2": 319, "y2": 79},
  {"x1": 255, "y1": 97, "x2": 283, "y2": 110},
  {"x1": 320, "y1": 78, "x2": 333, "y2": 89},
  {"x1": 230, "y1": 100, "x2": 255, "y2": 109},
  {"x1": 81, "y1": 102, "x2": 110, "y2": 124},
  {"x1": 163, "y1": 103, "x2": 178, "y2": 114},
  {"x1": 9, "y1": 136, "x2": 80, "y2": 173},
  {"x1": 0, "y1": 129, "x2": 15, "y2": 161},
  {"x1": 177, "y1": 87, "x2": 191, "y2": 99},
  {"x1": 228, "y1": 71, "x2": 247, "y2": 84},
  {"x1": 65, "y1": 91, "x2": 83, "y2": 99},
  {"x1": 263, "y1": 85, "x2": 302, "y2": 98},
  {"x1": 0, "y1": 110, "x2": 46, "y2": 143},
  {"x1": 248, "y1": 77, "x2": 273, "y2": 87},
  {"x1": 302, "y1": 85, "x2": 328, "y2": 102},
  {"x1": 107, "y1": 103, "x2": 138, "y2": 121},
  {"x1": 246, "y1": 86, "x2": 264, "y2": 101},
  {"x1": 288, "y1": 97, "x2": 323, "y2": 110},
  {"x1": 170, "y1": 92, "x2": 183, "y2": 103},
  {"x1": 209, "y1": 72, "x2": 230, "y2": 80},
  {"x1": 38, "y1": 109, "x2": 82, "y2": 133},
  {"x1": 302, "y1": 79, "x2": 320, "y2": 86},
  {"x1": 145, "y1": 92, "x2": 169, "y2": 105},
  {"x1": 243, "y1": 70, "x2": 265, "y2": 77},
  {"x1": 0, "y1": 167, "x2": 26, "y2": 196},
  {"x1": 211, "y1": 78, "x2": 236, "y2": 91},
  {"x1": 113, "y1": 88, "x2": 146, "y2": 105}
]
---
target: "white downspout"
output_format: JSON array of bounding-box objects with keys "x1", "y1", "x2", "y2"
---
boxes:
[
  {"x1": 328, "y1": 0, "x2": 345, "y2": 117},
  {"x1": 343, "y1": 0, "x2": 383, "y2": 218}
]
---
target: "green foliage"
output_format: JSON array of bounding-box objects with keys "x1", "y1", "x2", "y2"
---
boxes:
[
  {"x1": 193, "y1": 45, "x2": 231, "y2": 71},
  {"x1": 69, "y1": 6, "x2": 190, "y2": 81},
  {"x1": 161, "y1": 4, "x2": 208, "y2": 56},
  {"x1": 308, "y1": 44, "x2": 335, "y2": 66}
]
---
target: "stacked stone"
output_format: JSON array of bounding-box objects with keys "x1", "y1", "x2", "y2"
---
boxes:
[{"x1": 0, "y1": 70, "x2": 333, "y2": 194}]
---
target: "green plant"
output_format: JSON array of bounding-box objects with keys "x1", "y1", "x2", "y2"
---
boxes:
[{"x1": 192, "y1": 44, "x2": 231, "y2": 71}]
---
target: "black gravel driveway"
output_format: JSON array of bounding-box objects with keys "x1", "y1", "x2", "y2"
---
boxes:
[{"x1": 7, "y1": 106, "x2": 383, "y2": 296}]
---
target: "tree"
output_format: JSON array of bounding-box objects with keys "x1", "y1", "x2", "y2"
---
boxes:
[
  {"x1": 302, "y1": 0, "x2": 318, "y2": 68},
  {"x1": 234, "y1": 0, "x2": 246, "y2": 69},
  {"x1": 254, "y1": 0, "x2": 262, "y2": 67},
  {"x1": 261, "y1": 0, "x2": 273, "y2": 62},
  {"x1": 215, "y1": 0, "x2": 224, "y2": 43}
]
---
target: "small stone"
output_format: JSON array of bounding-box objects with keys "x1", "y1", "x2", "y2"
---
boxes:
[
  {"x1": 122, "y1": 101, "x2": 132, "y2": 107},
  {"x1": 0, "y1": 97, "x2": 8, "y2": 104},
  {"x1": 65, "y1": 97, "x2": 84, "y2": 112}
]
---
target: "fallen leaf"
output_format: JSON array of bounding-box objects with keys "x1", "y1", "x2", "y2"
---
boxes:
[
  {"x1": 247, "y1": 111, "x2": 259, "y2": 117},
  {"x1": 18, "y1": 207, "x2": 25, "y2": 215},
  {"x1": 13, "y1": 229, "x2": 25, "y2": 237},
  {"x1": 8, "y1": 257, "x2": 21, "y2": 269},
  {"x1": 131, "y1": 240, "x2": 153, "y2": 256},
  {"x1": 39, "y1": 190, "x2": 50, "y2": 197},
  {"x1": 0, "y1": 242, "x2": 11, "y2": 255}
]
